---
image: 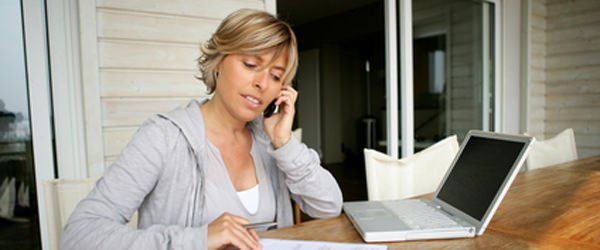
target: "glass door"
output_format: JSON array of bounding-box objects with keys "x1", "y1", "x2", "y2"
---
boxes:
[
  {"x1": 410, "y1": 0, "x2": 497, "y2": 150},
  {"x1": 1, "y1": 0, "x2": 56, "y2": 249}
]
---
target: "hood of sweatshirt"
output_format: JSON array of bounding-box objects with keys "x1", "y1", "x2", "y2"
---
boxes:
[{"x1": 157, "y1": 99, "x2": 291, "y2": 227}]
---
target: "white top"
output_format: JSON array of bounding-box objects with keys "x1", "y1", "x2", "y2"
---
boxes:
[
  {"x1": 237, "y1": 184, "x2": 260, "y2": 214},
  {"x1": 202, "y1": 132, "x2": 276, "y2": 225}
]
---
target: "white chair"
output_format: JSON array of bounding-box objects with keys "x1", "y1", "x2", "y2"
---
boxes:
[
  {"x1": 43, "y1": 177, "x2": 138, "y2": 250},
  {"x1": 291, "y1": 128, "x2": 303, "y2": 224},
  {"x1": 526, "y1": 128, "x2": 578, "y2": 171},
  {"x1": 0, "y1": 177, "x2": 16, "y2": 219},
  {"x1": 292, "y1": 128, "x2": 302, "y2": 142},
  {"x1": 364, "y1": 135, "x2": 459, "y2": 201}
]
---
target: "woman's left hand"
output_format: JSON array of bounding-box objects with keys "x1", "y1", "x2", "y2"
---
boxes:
[{"x1": 263, "y1": 85, "x2": 297, "y2": 149}]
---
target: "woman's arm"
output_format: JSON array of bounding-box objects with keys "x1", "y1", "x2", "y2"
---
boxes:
[
  {"x1": 261, "y1": 85, "x2": 342, "y2": 218},
  {"x1": 59, "y1": 117, "x2": 207, "y2": 250},
  {"x1": 269, "y1": 135, "x2": 343, "y2": 218}
]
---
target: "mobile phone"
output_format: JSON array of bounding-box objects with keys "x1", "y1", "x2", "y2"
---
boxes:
[{"x1": 263, "y1": 99, "x2": 278, "y2": 118}]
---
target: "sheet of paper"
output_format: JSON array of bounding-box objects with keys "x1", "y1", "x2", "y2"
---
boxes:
[{"x1": 260, "y1": 238, "x2": 388, "y2": 250}]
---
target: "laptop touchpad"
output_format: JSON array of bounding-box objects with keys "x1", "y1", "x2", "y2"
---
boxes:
[{"x1": 354, "y1": 203, "x2": 411, "y2": 231}]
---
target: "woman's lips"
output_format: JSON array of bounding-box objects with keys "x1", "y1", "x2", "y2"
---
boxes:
[{"x1": 243, "y1": 95, "x2": 262, "y2": 108}]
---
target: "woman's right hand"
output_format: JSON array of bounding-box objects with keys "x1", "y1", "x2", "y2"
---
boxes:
[{"x1": 207, "y1": 212, "x2": 263, "y2": 250}]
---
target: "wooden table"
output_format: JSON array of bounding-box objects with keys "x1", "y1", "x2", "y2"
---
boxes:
[{"x1": 260, "y1": 156, "x2": 600, "y2": 249}]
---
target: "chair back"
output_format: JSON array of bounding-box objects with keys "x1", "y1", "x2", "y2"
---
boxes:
[
  {"x1": 364, "y1": 135, "x2": 459, "y2": 201},
  {"x1": 291, "y1": 128, "x2": 303, "y2": 224},
  {"x1": 43, "y1": 177, "x2": 138, "y2": 250},
  {"x1": 526, "y1": 128, "x2": 578, "y2": 170},
  {"x1": 292, "y1": 128, "x2": 302, "y2": 142}
]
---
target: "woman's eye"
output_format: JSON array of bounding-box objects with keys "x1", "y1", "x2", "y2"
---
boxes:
[
  {"x1": 243, "y1": 62, "x2": 257, "y2": 68},
  {"x1": 272, "y1": 73, "x2": 281, "y2": 81}
]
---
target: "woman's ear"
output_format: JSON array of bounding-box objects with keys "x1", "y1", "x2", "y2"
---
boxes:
[
  {"x1": 215, "y1": 60, "x2": 224, "y2": 78},
  {"x1": 214, "y1": 60, "x2": 222, "y2": 81}
]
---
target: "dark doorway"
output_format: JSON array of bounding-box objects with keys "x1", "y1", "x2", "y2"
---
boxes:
[{"x1": 278, "y1": 0, "x2": 385, "y2": 202}]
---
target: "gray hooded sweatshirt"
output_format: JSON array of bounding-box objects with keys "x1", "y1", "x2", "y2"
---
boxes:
[{"x1": 59, "y1": 99, "x2": 343, "y2": 250}]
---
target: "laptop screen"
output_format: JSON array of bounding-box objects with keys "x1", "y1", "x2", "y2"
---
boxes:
[{"x1": 436, "y1": 136, "x2": 526, "y2": 221}]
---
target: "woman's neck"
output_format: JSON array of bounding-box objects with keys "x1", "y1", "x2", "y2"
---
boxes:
[{"x1": 201, "y1": 98, "x2": 248, "y2": 139}]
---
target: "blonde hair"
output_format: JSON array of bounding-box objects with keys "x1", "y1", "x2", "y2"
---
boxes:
[{"x1": 197, "y1": 9, "x2": 298, "y2": 93}]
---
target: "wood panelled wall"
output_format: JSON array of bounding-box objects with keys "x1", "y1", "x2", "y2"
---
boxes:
[
  {"x1": 527, "y1": 0, "x2": 546, "y2": 139},
  {"x1": 413, "y1": 0, "x2": 483, "y2": 140},
  {"x1": 527, "y1": 0, "x2": 600, "y2": 158},
  {"x1": 82, "y1": 0, "x2": 265, "y2": 175},
  {"x1": 447, "y1": 1, "x2": 482, "y2": 139}
]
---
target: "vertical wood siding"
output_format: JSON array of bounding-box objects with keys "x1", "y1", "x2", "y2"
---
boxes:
[{"x1": 86, "y1": 0, "x2": 265, "y2": 169}]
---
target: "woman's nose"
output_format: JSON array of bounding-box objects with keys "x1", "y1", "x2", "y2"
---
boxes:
[{"x1": 253, "y1": 70, "x2": 269, "y2": 90}]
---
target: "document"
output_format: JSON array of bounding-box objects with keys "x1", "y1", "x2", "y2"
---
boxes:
[{"x1": 260, "y1": 238, "x2": 388, "y2": 250}]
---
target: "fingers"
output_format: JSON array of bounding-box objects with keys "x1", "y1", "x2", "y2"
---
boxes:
[
  {"x1": 263, "y1": 86, "x2": 297, "y2": 148},
  {"x1": 275, "y1": 86, "x2": 298, "y2": 107},
  {"x1": 248, "y1": 229, "x2": 263, "y2": 250},
  {"x1": 227, "y1": 213, "x2": 251, "y2": 225},
  {"x1": 272, "y1": 87, "x2": 296, "y2": 120},
  {"x1": 248, "y1": 228, "x2": 260, "y2": 242},
  {"x1": 228, "y1": 223, "x2": 261, "y2": 250},
  {"x1": 207, "y1": 213, "x2": 263, "y2": 250}
]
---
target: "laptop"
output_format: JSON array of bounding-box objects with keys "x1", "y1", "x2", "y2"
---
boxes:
[{"x1": 343, "y1": 130, "x2": 534, "y2": 242}]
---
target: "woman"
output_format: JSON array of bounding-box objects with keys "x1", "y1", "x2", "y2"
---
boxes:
[{"x1": 60, "y1": 8, "x2": 343, "y2": 250}]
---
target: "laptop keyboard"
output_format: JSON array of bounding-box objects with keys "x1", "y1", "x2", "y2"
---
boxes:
[{"x1": 382, "y1": 200, "x2": 460, "y2": 229}]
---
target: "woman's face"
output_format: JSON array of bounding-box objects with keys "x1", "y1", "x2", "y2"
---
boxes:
[{"x1": 213, "y1": 49, "x2": 287, "y2": 122}]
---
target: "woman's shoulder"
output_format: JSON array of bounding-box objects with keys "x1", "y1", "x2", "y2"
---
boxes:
[
  {"x1": 140, "y1": 113, "x2": 182, "y2": 134},
  {"x1": 140, "y1": 99, "x2": 206, "y2": 135},
  {"x1": 151, "y1": 99, "x2": 209, "y2": 152},
  {"x1": 129, "y1": 115, "x2": 184, "y2": 154}
]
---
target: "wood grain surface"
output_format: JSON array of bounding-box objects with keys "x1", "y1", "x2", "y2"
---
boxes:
[{"x1": 260, "y1": 156, "x2": 600, "y2": 249}]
